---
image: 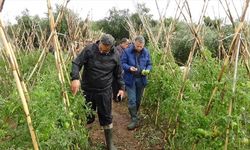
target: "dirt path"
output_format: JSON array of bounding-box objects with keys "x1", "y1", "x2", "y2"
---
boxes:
[{"x1": 88, "y1": 100, "x2": 142, "y2": 150}]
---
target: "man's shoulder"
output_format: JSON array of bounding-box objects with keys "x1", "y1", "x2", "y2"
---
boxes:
[
  {"x1": 112, "y1": 47, "x2": 121, "y2": 60},
  {"x1": 85, "y1": 43, "x2": 97, "y2": 51},
  {"x1": 83, "y1": 43, "x2": 99, "y2": 54},
  {"x1": 124, "y1": 45, "x2": 133, "y2": 53},
  {"x1": 114, "y1": 45, "x2": 121, "y2": 50},
  {"x1": 79, "y1": 43, "x2": 98, "y2": 59},
  {"x1": 142, "y1": 47, "x2": 150, "y2": 54}
]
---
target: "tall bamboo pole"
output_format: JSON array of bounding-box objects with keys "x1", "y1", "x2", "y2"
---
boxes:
[
  {"x1": 28, "y1": 0, "x2": 70, "y2": 82},
  {"x1": 205, "y1": 0, "x2": 249, "y2": 115},
  {"x1": 27, "y1": 33, "x2": 53, "y2": 82},
  {"x1": 47, "y1": 0, "x2": 70, "y2": 108},
  {"x1": 224, "y1": 34, "x2": 241, "y2": 150},
  {"x1": 0, "y1": 14, "x2": 30, "y2": 103},
  {"x1": 205, "y1": 23, "x2": 244, "y2": 115},
  {"x1": 176, "y1": 0, "x2": 209, "y2": 100},
  {"x1": 0, "y1": 14, "x2": 39, "y2": 150}
]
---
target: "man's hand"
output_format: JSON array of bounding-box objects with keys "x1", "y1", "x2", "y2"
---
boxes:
[
  {"x1": 71, "y1": 80, "x2": 80, "y2": 96},
  {"x1": 141, "y1": 69, "x2": 150, "y2": 76},
  {"x1": 116, "y1": 90, "x2": 125, "y2": 102},
  {"x1": 130, "y1": 66, "x2": 138, "y2": 72}
]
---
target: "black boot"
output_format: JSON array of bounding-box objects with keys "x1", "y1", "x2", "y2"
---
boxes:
[
  {"x1": 127, "y1": 106, "x2": 139, "y2": 130},
  {"x1": 104, "y1": 128, "x2": 117, "y2": 150}
]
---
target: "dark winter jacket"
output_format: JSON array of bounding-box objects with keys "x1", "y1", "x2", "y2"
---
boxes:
[
  {"x1": 70, "y1": 41, "x2": 125, "y2": 92},
  {"x1": 121, "y1": 44, "x2": 152, "y2": 87},
  {"x1": 114, "y1": 45, "x2": 124, "y2": 57}
]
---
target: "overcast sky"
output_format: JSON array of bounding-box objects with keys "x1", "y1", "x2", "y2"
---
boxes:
[{"x1": 1, "y1": 0, "x2": 249, "y2": 24}]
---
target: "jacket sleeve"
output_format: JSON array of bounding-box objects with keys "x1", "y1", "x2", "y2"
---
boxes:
[
  {"x1": 145, "y1": 51, "x2": 152, "y2": 71},
  {"x1": 121, "y1": 51, "x2": 131, "y2": 72},
  {"x1": 70, "y1": 47, "x2": 89, "y2": 80},
  {"x1": 114, "y1": 54, "x2": 125, "y2": 91}
]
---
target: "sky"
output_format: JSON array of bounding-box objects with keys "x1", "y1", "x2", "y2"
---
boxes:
[{"x1": 1, "y1": 0, "x2": 249, "y2": 24}]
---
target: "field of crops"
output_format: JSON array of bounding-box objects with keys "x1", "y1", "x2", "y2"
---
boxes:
[{"x1": 0, "y1": 0, "x2": 250, "y2": 149}]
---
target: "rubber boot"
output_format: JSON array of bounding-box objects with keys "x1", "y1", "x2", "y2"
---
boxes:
[
  {"x1": 127, "y1": 106, "x2": 139, "y2": 130},
  {"x1": 104, "y1": 128, "x2": 117, "y2": 150}
]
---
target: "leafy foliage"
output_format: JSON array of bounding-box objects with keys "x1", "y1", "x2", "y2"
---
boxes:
[
  {"x1": 93, "y1": 7, "x2": 130, "y2": 41},
  {"x1": 143, "y1": 49, "x2": 250, "y2": 149},
  {"x1": 0, "y1": 52, "x2": 90, "y2": 149},
  {"x1": 2, "y1": 4, "x2": 250, "y2": 150},
  {"x1": 171, "y1": 22, "x2": 194, "y2": 65}
]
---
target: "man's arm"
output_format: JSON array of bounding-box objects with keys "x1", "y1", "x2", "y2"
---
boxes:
[
  {"x1": 114, "y1": 55, "x2": 125, "y2": 98},
  {"x1": 70, "y1": 48, "x2": 88, "y2": 80},
  {"x1": 70, "y1": 46, "x2": 89, "y2": 95}
]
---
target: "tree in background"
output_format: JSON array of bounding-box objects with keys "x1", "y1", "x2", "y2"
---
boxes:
[
  {"x1": 12, "y1": 9, "x2": 42, "y2": 50},
  {"x1": 203, "y1": 16, "x2": 221, "y2": 30},
  {"x1": 131, "y1": 3, "x2": 157, "y2": 32},
  {"x1": 5, "y1": 5, "x2": 238, "y2": 64},
  {"x1": 93, "y1": 7, "x2": 130, "y2": 42},
  {"x1": 93, "y1": 3, "x2": 157, "y2": 43},
  {"x1": 171, "y1": 21, "x2": 193, "y2": 65}
]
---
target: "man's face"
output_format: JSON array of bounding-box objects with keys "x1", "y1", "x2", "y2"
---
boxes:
[
  {"x1": 120, "y1": 41, "x2": 129, "y2": 49},
  {"x1": 99, "y1": 42, "x2": 112, "y2": 53},
  {"x1": 134, "y1": 41, "x2": 144, "y2": 52}
]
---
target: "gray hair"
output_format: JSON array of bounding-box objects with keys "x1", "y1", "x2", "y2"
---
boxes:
[
  {"x1": 134, "y1": 35, "x2": 145, "y2": 44},
  {"x1": 120, "y1": 38, "x2": 129, "y2": 44},
  {"x1": 100, "y1": 34, "x2": 115, "y2": 45}
]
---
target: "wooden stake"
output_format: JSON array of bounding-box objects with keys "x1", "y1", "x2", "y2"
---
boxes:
[
  {"x1": 0, "y1": 14, "x2": 39, "y2": 150},
  {"x1": 224, "y1": 34, "x2": 241, "y2": 150},
  {"x1": 47, "y1": 0, "x2": 70, "y2": 108}
]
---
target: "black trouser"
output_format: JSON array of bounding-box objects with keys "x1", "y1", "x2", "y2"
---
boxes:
[
  {"x1": 112, "y1": 80, "x2": 119, "y2": 101},
  {"x1": 83, "y1": 88, "x2": 112, "y2": 126}
]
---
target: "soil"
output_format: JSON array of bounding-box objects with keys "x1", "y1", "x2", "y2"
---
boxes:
[
  {"x1": 88, "y1": 100, "x2": 165, "y2": 150},
  {"x1": 88, "y1": 100, "x2": 142, "y2": 150}
]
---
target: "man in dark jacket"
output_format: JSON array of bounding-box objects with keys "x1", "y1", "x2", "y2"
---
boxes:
[
  {"x1": 121, "y1": 35, "x2": 152, "y2": 130},
  {"x1": 112, "y1": 38, "x2": 129, "y2": 101},
  {"x1": 70, "y1": 34, "x2": 124, "y2": 150}
]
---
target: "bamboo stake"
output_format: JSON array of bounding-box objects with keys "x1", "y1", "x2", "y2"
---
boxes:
[
  {"x1": 137, "y1": 13, "x2": 160, "y2": 53},
  {"x1": 47, "y1": 0, "x2": 70, "y2": 108},
  {"x1": 159, "y1": 0, "x2": 184, "y2": 63},
  {"x1": 167, "y1": 0, "x2": 209, "y2": 147},
  {"x1": 164, "y1": 0, "x2": 183, "y2": 38},
  {"x1": 54, "y1": 0, "x2": 70, "y2": 29},
  {"x1": 9, "y1": 25, "x2": 19, "y2": 50},
  {"x1": 125, "y1": 17, "x2": 137, "y2": 39},
  {"x1": 241, "y1": 42, "x2": 250, "y2": 78},
  {"x1": 205, "y1": 0, "x2": 249, "y2": 114},
  {"x1": 224, "y1": 34, "x2": 241, "y2": 150},
  {"x1": 28, "y1": 0, "x2": 70, "y2": 82},
  {"x1": 0, "y1": 14, "x2": 39, "y2": 150},
  {"x1": 154, "y1": 0, "x2": 170, "y2": 43},
  {"x1": 47, "y1": 4, "x2": 78, "y2": 148},
  {"x1": 0, "y1": 14, "x2": 31, "y2": 103},
  {"x1": 219, "y1": 0, "x2": 235, "y2": 28},
  {"x1": 27, "y1": 33, "x2": 53, "y2": 81},
  {"x1": 155, "y1": 100, "x2": 160, "y2": 125},
  {"x1": 175, "y1": 0, "x2": 209, "y2": 100},
  {"x1": 37, "y1": 24, "x2": 46, "y2": 50},
  {"x1": 225, "y1": 1, "x2": 249, "y2": 149}
]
